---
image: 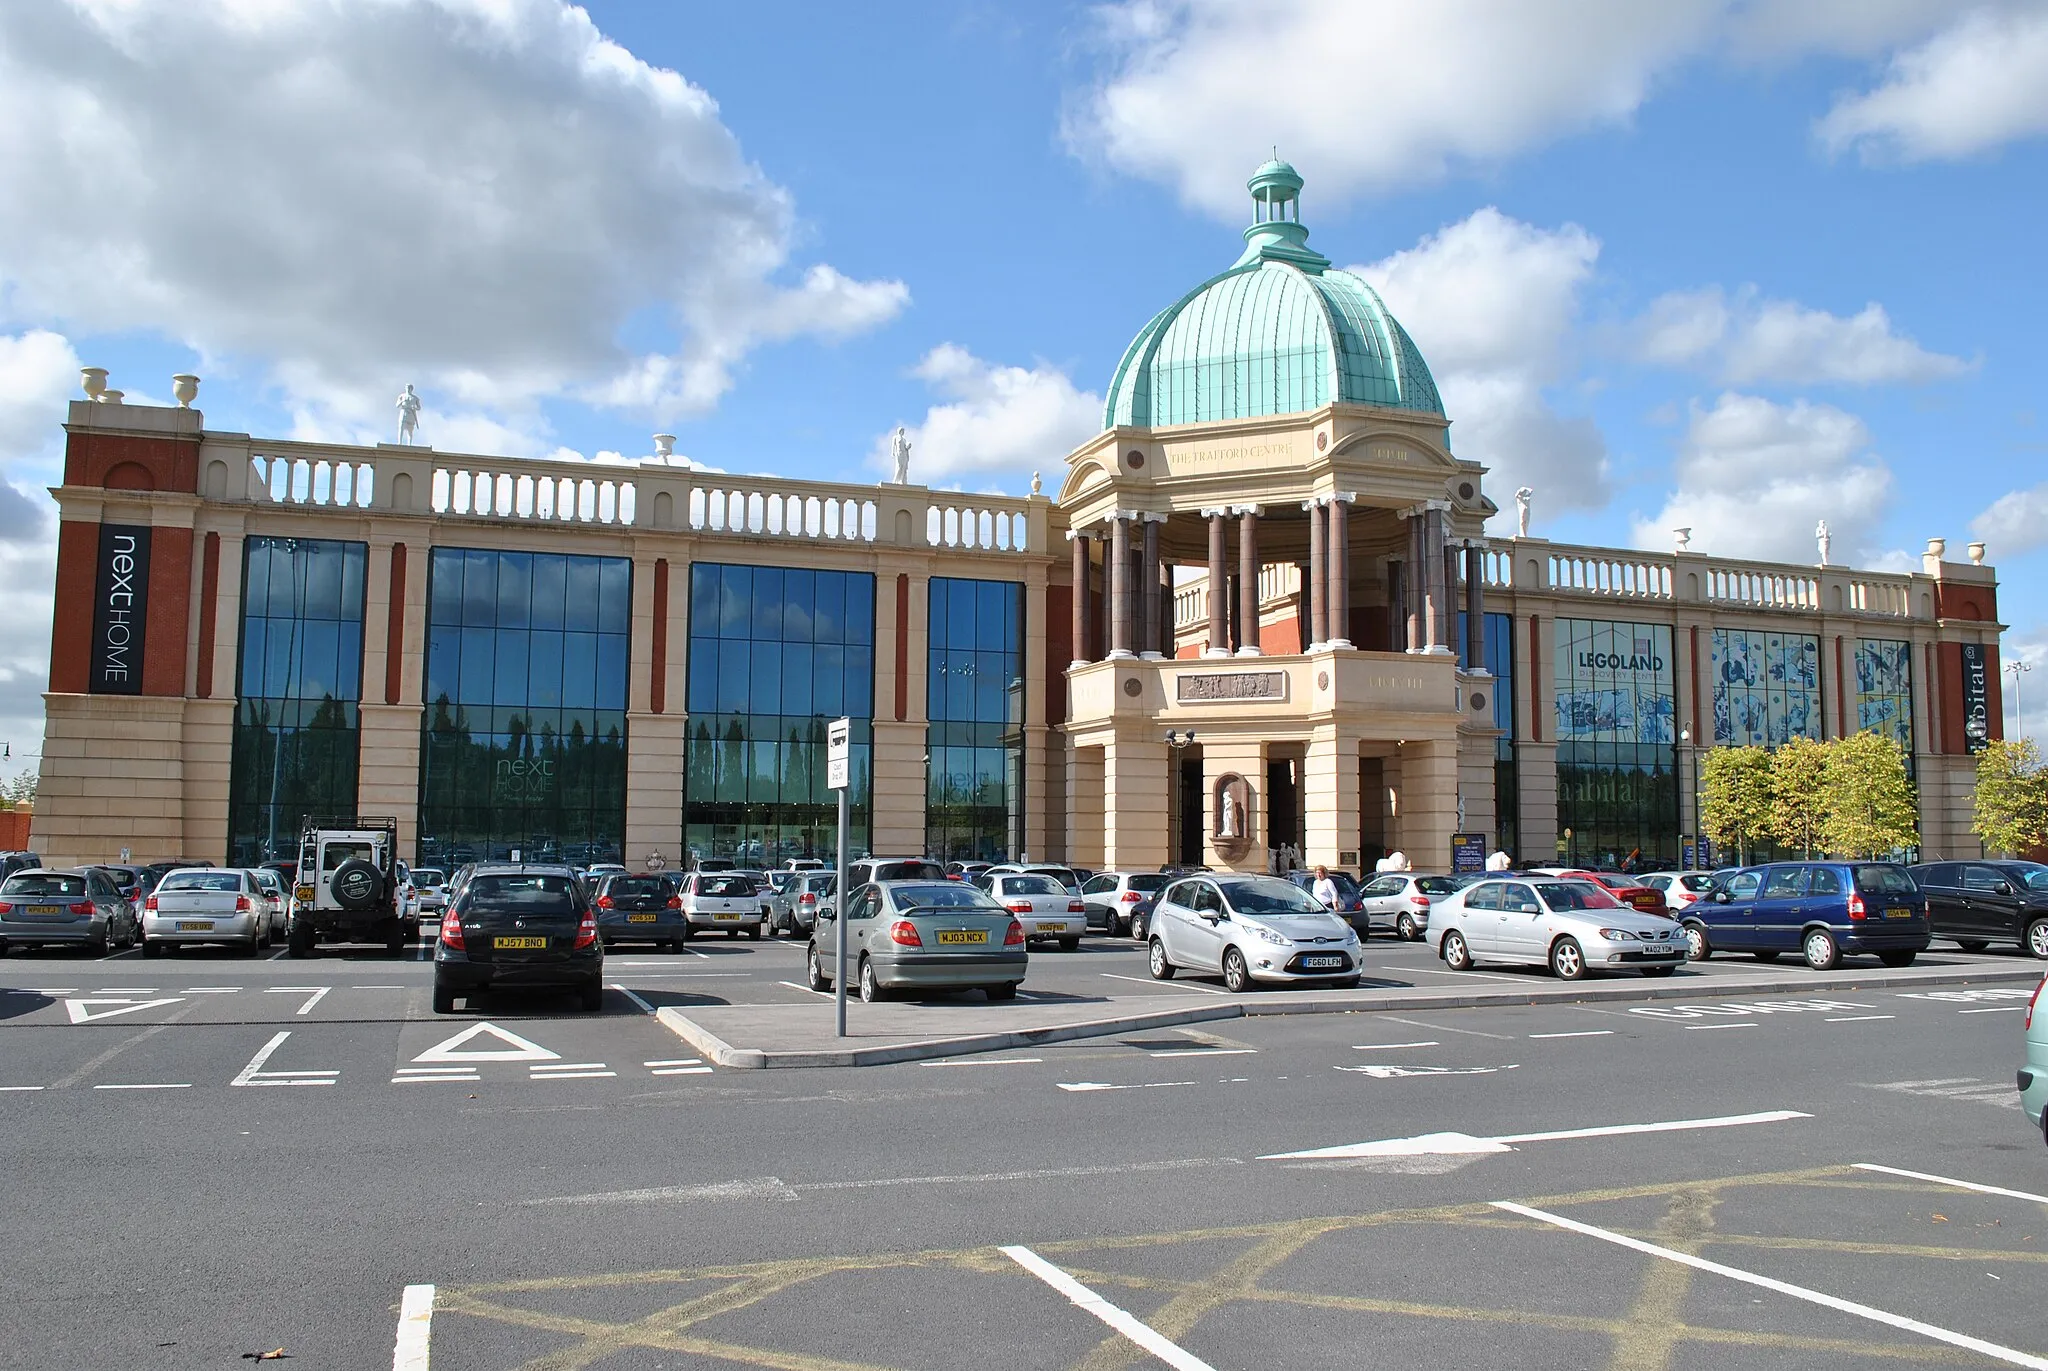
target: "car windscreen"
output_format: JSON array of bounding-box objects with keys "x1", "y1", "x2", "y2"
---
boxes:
[
  {"x1": 1004, "y1": 875, "x2": 1064, "y2": 896},
  {"x1": 464, "y1": 875, "x2": 580, "y2": 913},
  {"x1": 1415, "y1": 876, "x2": 1462, "y2": 896},
  {"x1": 877, "y1": 861, "x2": 946, "y2": 882},
  {"x1": 1217, "y1": 879, "x2": 1327, "y2": 916},
  {"x1": 895, "y1": 884, "x2": 1002, "y2": 910},
  {"x1": 1852, "y1": 865, "x2": 1918, "y2": 896},
  {"x1": 607, "y1": 878, "x2": 667, "y2": 899},
  {"x1": 1533, "y1": 881, "x2": 1623, "y2": 910},
  {"x1": 160, "y1": 871, "x2": 242, "y2": 893},
  {"x1": 698, "y1": 877, "x2": 756, "y2": 898},
  {"x1": 2, "y1": 873, "x2": 86, "y2": 898},
  {"x1": 1125, "y1": 874, "x2": 1168, "y2": 893}
]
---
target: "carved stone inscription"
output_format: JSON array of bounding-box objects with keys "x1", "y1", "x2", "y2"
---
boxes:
[{"x1": 1177, "y1": 671, "x2": 1288, "y2": 704}]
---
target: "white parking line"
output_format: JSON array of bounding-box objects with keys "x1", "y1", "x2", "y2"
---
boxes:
[
  {"x1": 651, "y1": 1067, "x2": 714, "y2": 1075},
  {"x1": 1529, "y1": 1030, "x2": 1613, "y2": 1040},
  {"x1": 1826, "y1": 1015, "x2": 1895, "y2": 1023},
  {"x1": 1146, "y1": 1048, "x2": 1256, "y2": 1058},
  {"x1": 393, "y1": 1283, "x2": 434, "y2": 1371},
  {"x1": 608, "y1": 984, "x2": 656, "y2": 1015},
  {"x1": 1384, "y1": 964, "x2": 1531, "y2": 983},
  {"x1": 1001, "y1": 1245, "x2": 1217, "y2": 1371},
  {"x1": 1685, "y1": 1023, "x2": 1757, "y2": 1031},
  {"x1": 93, "y1": 1083, "x2": 190, "y2": 1091},
  {"x1": 1354, "y1": 1041, "x2": 1439, "y2": 1050},
  {"x1": 183, "y1": 986, "x2": 239, "y2": 994},
  {"x1": 1058, "y1": 1080, "x2": 1196, "y2": 1093},
  {"x1": 266, "y1": 986, "x2": 331, "y2": 1016},
  {"x1": 0, "y1": 1085, "x2": 46, "y2": 1092},
  {"x1": 1100, "y1": 973, "x2": 1228, "y2": 995},
  {"x1": 1852, "y1": 1163, "x2": 2048, "y2": 1206},
  {"x1": 530, "y1": 1071, "x2": 615, "y2": 1080},
  {"x1": 1495, "y1": 1200, "x2": 2048, "y2": 1370},
  {"x1": 1959, "y1": 1006, "x2": 2025, "y2": 1014},
  {"x1": 920, "y1": 1057, "x2": 1043, "y2": 1067},
  {"x1": 232, "y1": 1031, "x2": 336, "y2": 1087},
  {"x1": 644, "y1": 1059, "x2": 701, "y2": 1067}
]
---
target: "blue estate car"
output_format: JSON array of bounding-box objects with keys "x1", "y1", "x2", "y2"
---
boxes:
[{"x1": 1676, "y1": 861, "x2": 1931, "y2": 971}]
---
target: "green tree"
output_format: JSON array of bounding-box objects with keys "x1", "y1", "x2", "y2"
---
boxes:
[
  {"x1": 1768, "y1": 736, "x2": 1831, "y2": 857},
  {"x1": 1821, "y1": 732, "x2": 1918, "y2": 858},
  {"x1": 1973, "y1": 738, "x2": 2048, "y2": 856},
  {"x1": 1700, "y1": 745, "x2": 1773, "y2": 864},
  {"x1": 0, "y1": 767, "x2": 34, "y2": 804}
]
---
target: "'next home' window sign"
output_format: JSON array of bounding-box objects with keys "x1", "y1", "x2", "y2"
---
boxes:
[{"x1": 90, "y1": 524, "x2": 151, "y2": 694}]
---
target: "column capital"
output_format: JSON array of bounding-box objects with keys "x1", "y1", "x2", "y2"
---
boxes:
[
  {"x1": 1229, "y1": 504, "x2": 1263, "y2": 517},
  {"x1": 1328, "y1": 490, "x2": 1357, "y2": 505},
  {"x1": 1109, "y1": 508, "x2": 1141, "y2": 523},
  {"x1": 1138, "y1": 510, "x2": 1169, "y2": 524},
  {"x1": 1398, "y1": 498, "x2": 1451, "y2": 520},
  {"x1": 1199, "y1": 506, "x2": 1231, "y2": 519},
  {"x1": 1064, "y1": 528, "x2": 1091, "y2": 542}
]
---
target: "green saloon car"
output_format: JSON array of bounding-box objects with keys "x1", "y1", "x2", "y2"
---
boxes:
[{"x1": 806, "y1": 880, "x2": 1027, "y2": 1002}]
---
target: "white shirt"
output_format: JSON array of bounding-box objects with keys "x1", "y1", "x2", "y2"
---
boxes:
[{"x1": 1311, "y1": 877, "x2": 1342, "y2": 909}]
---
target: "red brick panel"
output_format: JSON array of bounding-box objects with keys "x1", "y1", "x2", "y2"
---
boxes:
[
  {"x1": 650, "y1": 558, "x2": 669, "y2": 715},
  {"x1": 1935, "y1": 582, "x2": 1997, "y2": 622},
  {"x1": 1046, "y1": 583, "x2": 1071, "y2": 726},
  {"x1": 64, "y1": 430, "x2": 198, "y2": 493},
  {"x1": 142, "y1": 526, "x2": 192, "y2": 697},
  {"x1": 49, "y1": 520, "x2": 99, "y2": 693},
  {"x1": 384, "y1": 544, "x2": 408, "y2": 706},
  {"x1": 196, "y1": 532, "x2": 220, "y2": 698},
  {"x1": 894, "y1": 574, "x2": 910, "y2": 722},
  {"x1": 1528, "y1": 615, "x2": 1543, "y2": 743},
  {"x1": 1936, "y1": 643, "x2": 1963, "y2": 755}
]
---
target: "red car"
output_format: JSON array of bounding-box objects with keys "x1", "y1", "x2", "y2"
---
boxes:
[{"x1": 1541, "y1": 869, "x2": 1670, "y2": 917}]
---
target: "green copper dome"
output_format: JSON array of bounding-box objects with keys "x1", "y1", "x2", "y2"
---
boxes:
[{"x1": 1105, "y1": 164, "x2": 1443, "y2": 429}]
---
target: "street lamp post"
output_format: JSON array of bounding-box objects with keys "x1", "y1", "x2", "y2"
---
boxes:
[
  {"x1": 1679, "y1": 726, "x2": 1692, "y2": 870},
  {"x1": 2008, "y1": 659, "x2": 2033, "y2": 743}
]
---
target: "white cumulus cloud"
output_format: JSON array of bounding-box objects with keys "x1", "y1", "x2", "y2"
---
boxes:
[
  {"x1": 1971, "y1": 483, "x2": 2048, "y2": 559},
  {"x1": 1818, "y1": 6, "x2": 2048, "y2": 163},
  {"x1": 1353, "y1": 208, "x2": 1609, "y2": 525},
  {"x1": 1630, "y1": 393, "x2": 1892, "y2": 564},
  {"x1": 0, "y1": 0, "x2": 907, "y2": 432},
  {"x1": 1633, "y1": 286, "x2": 1967, "y2": 386},
  {"x1": 879, "y1": 345, "x2": 1102, "y2": 486}
]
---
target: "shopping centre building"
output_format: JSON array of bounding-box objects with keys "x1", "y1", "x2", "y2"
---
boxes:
[{"x1": 33, "y1": 163, "x2": 2007, "y2": 875}]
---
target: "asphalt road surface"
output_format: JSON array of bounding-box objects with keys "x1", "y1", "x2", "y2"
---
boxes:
[{"x1": 4, "y1": 936, "x2": 2045, "y2": 1369}]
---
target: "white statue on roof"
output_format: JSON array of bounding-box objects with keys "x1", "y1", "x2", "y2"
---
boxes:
[
  {"x1": 396, "y1": 384, "x2": 422, "y2": 444},
  {"x1": 1816, "y1": 519, "x2": 1831, "y2": 567},
  {"x1": 890, "y1": 425, "x2": 912, "y2": 485},
  {"x1": 1515, "y1": 487, "x2": 1532, "y2": 538}
]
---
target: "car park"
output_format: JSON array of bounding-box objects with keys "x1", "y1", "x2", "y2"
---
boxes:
[
  {"x1": 1429, "y1": 877, "x2": 1686, "y2": 980},
  {"x1": 1353, "y1": 872, "x2": 1465, "y2": 940},
  {"x1": 143, "y1": 867, "x2": 269, "y2": 956},
  {"x1": 692, "y1": 856, "x2": 737, "y2": 873},
  {"x1": 759, "y1": 871, "x2": 802, "y2": 934},
  {"x1": 979, "y1": 871, "x2": 1087, "y2": 949},
  {"x1": 1285, "y1": 869, "x2": 1367, "y2": 924},
  {"x1": 806, "y1": 879, "x2": 1026, "y2": 1002},
  {"x1": 1678, "y1": 861, "x2": 1931, "y2": 970},
  {"x1": 1147, "y1": 874, "x2": 1362, "y2": 992},
  {"x1": 1638, "y1": 871, "x2": 1718, "y2": 912},
  {"x1": 679, "y1": 871, "x2": 767, "y2": 939},
  {"x1": 1080, "y1": 871, "x2": 1168, "y2": 937},
  {"x1": 592, "y1": 872, "x2": 687, "y2": 950},
  {"x1": 984, "y1": 863, "x2": 1083, "y2": 893},
  {"x1": 403, "y1": 867, "x2": 451, "y2": 924},
  {"x1": 1910, "y1": 861, "x2": 2048, "y2": 959},
  {"x1": 2022, "y1": 975, "x2": 2046, "y2": 1146},
  {"x1": 0, "y1": 851, "x2": 40, "y2": 883},
  {"x1": 786, "y1": 872, "x2": 836, "y2": 934},
  {"x1": 1530, "y1": 867, "x2": 1669, "y2": 915},
  {"x1": 433, "y1": 866, "x2": 602, "y2": 1013},
  {"x1": 287, "y1": 817, "x2": 413, "y2": 955},
  {"x1": 91, "y1": 864, "x2": 149, "y2": 906},
  {"x1": 846, "y1": 857, "x2": 946, "y2": 888},
  {"x1": 944, "y1": 860, "x2": 994, "y2": 883},
  {"x1": 0, "y1": 868, "x2": 139, "y2": 954},
  {"x1": 247, "y1": 866, "x2": 291, "y2": 942}
]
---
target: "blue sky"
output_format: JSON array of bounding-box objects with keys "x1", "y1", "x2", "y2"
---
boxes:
[{"x1": 2, "y1": 0, "x2": 2046, "y2": 752}]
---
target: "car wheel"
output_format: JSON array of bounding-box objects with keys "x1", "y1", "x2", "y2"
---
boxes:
[
  {"x1": 1395, "y1": 912, "x2": 1415, "y2": 941},
  {"x1": 1803, "y1": 928, "x2": 1840, "y2": 971},
  {"x1": 985, "y1": 982, "x2": 1018, "y2": 1001},
  {"x1": 1640, "y1": 966, "x2": 1677, "y2": 978},
  {"x1": 1441, "y1": 930, "x2": 1473, "y2": 971},
  {"x1": 579, "y1": 983, "x2": 604, "y2": 1013},
  {"x1": 1147, "y1": 938, "x2": 1175, "y2": 980},
  {"x1": 239, "y1": 936, "x2": 261, "y2": 958},
  {"x1": 141, "y1": 939, "x2": 161, "y2": 960},
  {"x1": 94, "y1": 931, "x2": 113, "y2": 955},
  {"x1": 1549, "y1": 937, "x2": 1587, "y2": 981},
  {"x1": 666, "y1": 939, "x2": 684, "y2": 955},
  {"x1": 1059, "y1": 937, "x2": 1080, "y2": 952},
  {"x1": 286, "y1": 926, "x2": 313, "y2": 958},
  {"x1": 1878, "y1": 950, "x2": 1917, "y2": 968},
  {"x1": 747, "y1": 925, "x2": 762, "y2": 941},
  {"x1": 858, "y1": 956, "x2": 886, "y2": 1003},
  {"x1": 1956, "y1": 938, "x2": 1990, "y2": 953},
  {"x1": 679, "y1": 923, "x2": 694, "y2": 941},
  {"x1": 1221, "y1": 948, "x2": 1253, "y2": 993},
  {"x1": 2027, "y1": 920, "x2": 2048, "y2": 960},
  {"x1": 432, "y1": 986, "x2": 456, "y2": 1014},
  {"x1": 1130, "y1": 913, "x2": 1148, "y2": 941},
  {"x1": 1682, "y1": 924, "x2": 1710, "y2": 961}
]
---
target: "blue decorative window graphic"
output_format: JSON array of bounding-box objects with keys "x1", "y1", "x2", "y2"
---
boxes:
[
  {"x1": 1855, "y1": 639, "x2": 1914, "y2": 752},
  {"x1": 1554, "y1": 620, "x2": 1674, "y2": 745},
  {"x1": 1711, "y1": 629, "x2": 1820, "y2": 747}
]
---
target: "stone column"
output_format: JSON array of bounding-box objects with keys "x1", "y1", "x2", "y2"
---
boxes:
[
  {"x1": 1327, "y1": 493, "x2": 1353, "y2": 649},
  {"x1": 1303, "y1": 724, "x2": 1362, "y2": 869},
  {"x1": 1158, "y1": 557, "x2": 1175, "y2": 658},
  {"x1": 1202, "y1": 508, "x2": 1230, "y2": 657},
  {"x1": 1108, "y1": 512, "x2": 1134, "y2": 659},
  {"x1": 1387, "y1": 558, "x2": 1407, "y2": 653},
  {"x1": 1139, "y1": 514, "x2": 1164, "y2": 661},
  {"x1": 1236, "y1": 505, "x2": 1262, "y2": 656},
  {"x1": 1304, "y1": 498, "x2": 1326, "y2": 649},
  {"x1": 1068, "y1": 530, "x2": 1090, "y2": 667},
  {"x1": 1404, "y1": 510, "x2": 1425, "y2": 652},
  {"x1": 1421, "y1": 505, "x2": 1449, "y2": 654},
  {"x1": 1465, "y1": 543, "x2": 1487, "y2": 672},
  {"x1": 1442, "y1": 533, "x2": 1462, "y2": 662}
]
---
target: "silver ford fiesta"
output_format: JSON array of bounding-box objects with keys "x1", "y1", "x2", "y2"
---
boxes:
[
  {"x1": 1147, "y1": 874, "x2": 1362, "y2": 992},
  {"x1": 1428, "y1": 877, "x2": 1686, "y2": 980}
]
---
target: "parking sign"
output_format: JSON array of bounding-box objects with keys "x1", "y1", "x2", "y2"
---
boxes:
[{"x1": 827, "y1": 716, "x2": 850, "y2": 791}]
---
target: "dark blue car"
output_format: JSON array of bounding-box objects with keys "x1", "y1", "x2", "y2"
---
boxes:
[{"x1": 1678, "y1": 861, "x2": 1931, "y2": 970}]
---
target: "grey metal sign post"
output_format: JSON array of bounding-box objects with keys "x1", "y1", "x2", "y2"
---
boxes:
[{"x1": 827, "y1": 716, "x2": 851, "y2": 1037}]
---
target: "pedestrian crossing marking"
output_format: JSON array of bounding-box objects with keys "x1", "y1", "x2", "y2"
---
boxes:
[{"x1": 412, "y1": 1021, "x2": 561, "y2": 1063}]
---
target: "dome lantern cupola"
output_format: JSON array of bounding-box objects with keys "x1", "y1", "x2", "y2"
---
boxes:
[{"x1": 1103, "y1": 160, "x2": 1444, "y2": 430}]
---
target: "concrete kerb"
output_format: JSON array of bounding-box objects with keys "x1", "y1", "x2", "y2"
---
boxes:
[{"x1": 656, "y1": 962, "x2": 2045, "y2": 1068}]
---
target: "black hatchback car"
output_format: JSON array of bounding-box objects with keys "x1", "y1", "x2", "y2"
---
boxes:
[
  {"x1": 433, "y1": 865, "x2": 603, "y2": 1013},
  {"x1": 1910, "y1": 860, "x2": 2048, "y2": 959}
]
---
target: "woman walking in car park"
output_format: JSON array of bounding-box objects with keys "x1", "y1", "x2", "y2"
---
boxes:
[{"x1": 1311, "y1": 864, "x2": 1342, "y2": 911}]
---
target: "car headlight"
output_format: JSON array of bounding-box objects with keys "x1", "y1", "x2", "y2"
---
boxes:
[
  {"x1": 1252, "y1": 924, "x2": 1291, "y2": 946},
  {"x1": 1597, "y1": 928, "x2": 1639, "y2": 941}
]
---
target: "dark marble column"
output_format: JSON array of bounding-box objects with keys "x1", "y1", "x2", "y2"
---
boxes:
[
  {"x1": 1069, "y1": 530, "x2": 1090, "y2": 666},
  {"x1": 1236, "y1": 506, "x2": 1262, "y2": 656},
  {"x1": 1305, "y1": 498, "x2": 1326, "y2": 648},
  {"x1": 1108, "y1": 513, "x2": 1133, "y2": 659},
  {"x1": 1140, "y1": 515, "x2": 1163, "y2": 659},
  {"x1": 1466, "y1": 543, "x2": 1487, "y2": 671},
  {"x1": 1204, "y1": 508, "x2": 1229, "y2": 656},
  {"x1": 1327, "y1": 494, "x2": 1352, "y2": 648}
]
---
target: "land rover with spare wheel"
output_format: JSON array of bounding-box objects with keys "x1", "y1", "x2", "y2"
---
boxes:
[{"x1": 286, "y1": 816, "x2": 414, "y2": 956}]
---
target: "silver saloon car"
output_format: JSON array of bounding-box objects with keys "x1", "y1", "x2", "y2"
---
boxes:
[
  {"x1": 1429, "y1": 877, "x2": 1686, "y2": 980},
  {"x1": 1147, "y1": 874, "x2": 1362, "y2": 992},
  {"x1": 806, "y1": 880, "x2": 1026, "y2": 1002}
]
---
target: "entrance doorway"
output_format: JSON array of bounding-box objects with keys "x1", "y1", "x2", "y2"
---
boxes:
[{"x1": 1177, "y1": 756, "x2": 1203, "y2": 867}]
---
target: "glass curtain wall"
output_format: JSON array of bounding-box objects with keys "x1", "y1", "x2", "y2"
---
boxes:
[
  {"x1": 1553, "y1": 619, "x2": 1678, "y2": 869},
  {"x1": 1457, "y1": 609, "x2": 1517, "y2": 856},
  {"x1": 418, "y1": 549, "x2": 630, "y2": 868},
  {"x1": 228, "y1": 537, "x2": 368, "y2": 864},
  {"x1": 684, "y1": 564, "x2": 875, "y2": 866},
  {"x1": 926, "y1": 577, "x2": 1024, "y2": 862},
  {"x1": 1711, "y1": 629, "x2": 1822, "y2": 746},
  {"x1": 1855, "y1": 639, "x2": 1914, "y2": 752}
]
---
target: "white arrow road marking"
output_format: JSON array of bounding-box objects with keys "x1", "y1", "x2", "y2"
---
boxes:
[
  {"x1": 1495, "y1": 1200, "x2": 2048, "y2": 1370},
  {"x1": 393, "y1": 1284, "x2": 434, "y2": 1371},
  {"x1": 64, "y1": 998, "x2": 183, "y2": 1024},
  {"x1": 1260, "y1": 1109, "x2": 1811, "y2": 1160},
  {"x1": 1853, "y1": 1163, "x2": 2048, "y2": 1206},
  {"x1": 412, "y1": 1022, "x2": 560, "y2": 1063},
  {"x1": 1336, "y1": 1064, "x2": 1520, "y2": 1078},
  {"x1": 266, "y1": 986, "x2": 331, "y2": 1016},
  {"x1": 1058, "y1": 1080, "x2": 1197, "y2": 1093},
  {"x1": 1002, "y1": 1245, "x2": 1219, "y2": 1371},
  {"x1": 530, "y1": 1158, "x2": 1243, "y2": 1207}
]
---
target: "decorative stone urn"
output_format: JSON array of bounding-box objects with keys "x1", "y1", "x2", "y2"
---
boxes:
[
  {"x1": 172, "y1": 374, "x2": 200, "y2": 407},
  {"x1": 80, "y1": 367, "x2": 107, "y2": 400},
  {"x1": 99, "y1": 389, "x2": 124, "y2": 404},
  {"x1": 1968, "y1": 541, "x2": 1986, "y2": 566}
]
